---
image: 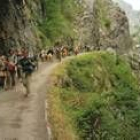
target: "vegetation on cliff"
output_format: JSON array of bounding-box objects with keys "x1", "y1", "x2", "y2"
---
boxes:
[
  {"x1": 48, "y1": 52, "x2": 140, "y2": 140},
  {"x1": 38, "y1": 0, "x2": 83, "y2": 46},
  {"x1": 0, "y1": 0, "x2": 84, "y2": 53}
]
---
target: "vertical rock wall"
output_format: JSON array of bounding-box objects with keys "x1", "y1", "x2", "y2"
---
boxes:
[
  {"x1": 77, "y1": 0, "x2": 100, "y2": 48},
  {"x1": 0, "y1": 0, "x2": 43, "y2": 54},
  {"x1": 80, "y1": 0, "x2": 132, "y2": 53},
  {"x1": 93, "y1": 0, "x2": 133, "y2": 53}
]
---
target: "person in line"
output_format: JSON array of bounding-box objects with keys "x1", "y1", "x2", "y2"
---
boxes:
[
  {"x1": 47, "y1": 49, "x2": 54, "y2": 62},
  {"x1": 62, "y1": 46, "x2": 68, "y2": 58},
  {"x1": 18, "y1": 50, "x2": 35, "y2": 97},
  {"x1": 0, "y1": 55, "x2": 8, "y2": 90},
  {"x1": 74, "y1": 46, "x2": 80, "y2": 55},
  {"x1": 7, "y1": 49, "x2": 16, "y2": 88},
  {"x1": 31, "y1": 53, "x2": 39, "y2": 70},
  {"x1": 15, "y1": 49, "x2": 23, "y2": 80}
]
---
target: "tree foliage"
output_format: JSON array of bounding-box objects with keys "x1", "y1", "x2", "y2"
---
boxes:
[{"x1": 38, "y1": 0, "x2": 82, "y2": 45}]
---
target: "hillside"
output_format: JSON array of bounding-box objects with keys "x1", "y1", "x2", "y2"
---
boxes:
[
  {"x1": 0, "y1": 0, "x2": 139, "y2": 139},
  {"x1": 47, "y1": 52, "x2": 140, "y2": 140},
  {"x1": 0, "y1": 0, "x2": 83, "y2": 53}
]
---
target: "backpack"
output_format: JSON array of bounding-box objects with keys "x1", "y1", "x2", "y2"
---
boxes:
[
  {"x1": 20, "y1": 58, "x2": 34, "y2": 73},
  {"x1": 7, "y1": 62, "x2": 15, "y2": 71}
]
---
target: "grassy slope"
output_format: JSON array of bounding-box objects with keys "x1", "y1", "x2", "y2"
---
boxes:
[{"x1": 47, "y1": 52, "x2": 140, "y2": 140}]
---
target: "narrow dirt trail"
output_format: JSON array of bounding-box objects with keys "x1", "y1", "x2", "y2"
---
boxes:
[{"x1": 0, "y1": 62, "x2": 59, "y2": 140}]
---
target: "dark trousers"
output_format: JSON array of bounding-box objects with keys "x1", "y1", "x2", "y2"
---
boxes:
[{"x1": 0, "y1": 77, "x2": 5, "y2": 88}]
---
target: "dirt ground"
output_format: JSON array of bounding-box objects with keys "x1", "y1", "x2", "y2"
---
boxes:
[{"x1": 0, "y1": 62, "x2": 58, "y2": 140}]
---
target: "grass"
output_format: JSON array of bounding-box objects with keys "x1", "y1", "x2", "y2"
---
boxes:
[{"x1": 47, "y1": 52, "x2": 140, "y2": 140}]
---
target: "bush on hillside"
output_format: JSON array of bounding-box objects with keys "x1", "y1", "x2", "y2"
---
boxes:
[{"x1": 48, "y1": 52, "x2": 140, "y2": 140}]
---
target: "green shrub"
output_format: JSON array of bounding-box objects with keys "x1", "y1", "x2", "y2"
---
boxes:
[
  {"x1": 48, "y1": 52, "x2": 140, "y2": 140},
  {"x1": 38, "y1": 0, "x2": 82, "y2": 45}
]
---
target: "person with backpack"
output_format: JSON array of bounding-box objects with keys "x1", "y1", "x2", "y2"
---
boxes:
[
  {"x1": 74, "y1": 46, "x2": 80, "y2": 55},
  {"x1": 62, "y1": 46, "x2": 68, "y2": 58},
  {"x1": 18, "y1": 50, "x2": 35, "y2": 97},
  {"x1": 30, "y1": 54, "x2": 39, "y2": 70},
  {"x1": 46, "y1": 49, "x2": 54, "y2": 62},
  {"x1": 0, "y1": 55, "x2": 8, "y2": 90},
  {"x1": 15, "y1": 49, "x2": 23, "y2": 80},
  {"x1": 7, "y1": 49, "x2": 16, "y2": 88},
  {"x1": 54, "y1": 42, "x2": 62, "y2": 62}
]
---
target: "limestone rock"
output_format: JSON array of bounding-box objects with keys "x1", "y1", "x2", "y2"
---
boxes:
[
  {"x1": 0, "y1": 0, "x2": 43, "y2": 54},
  {"x1": 95, "y1": 0, "x2": 133, "y2": 54}
]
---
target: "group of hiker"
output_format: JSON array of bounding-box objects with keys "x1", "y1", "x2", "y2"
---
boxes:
[
  {"x1": 39, "y1": 45, "x2": 81, "y2": 62},
  {"x1": 0, "y1": 47, "x2": 37, "y2": 96},
  {"x1": 0, "y1": 42, "x2": 88, "y2": 97}
]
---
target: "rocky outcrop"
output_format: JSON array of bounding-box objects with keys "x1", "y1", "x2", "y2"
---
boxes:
[
  {"x1": 96, "y1": 0, "x2": 132, "y2": 54},
  {"x1": 113, "y1": 0, "x2": 140, "y2": 33},
  {"x1": 0, "y1": 0, "x2": 44, "y2": 54},
  {"x1": 79, "y1": 0, "x2": 132, "y2": 53},
  {"x1": 0, "y1": 0, "x2": 132, "y2": 55},
  {"x1": 76, "y1": 0, "x2": 100, "y2": 49}
]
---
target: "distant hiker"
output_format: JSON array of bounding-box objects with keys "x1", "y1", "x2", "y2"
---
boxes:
[
  {"x1": 7, "y1": 49, "x2": 16, "y2": 88},
  {"x1": 84, "y1": 45, "x2": 90, "y2": 52},
  {"x1": 74, "y1": 46, "x2": 80, "y2": 55},
  {"x1": 18, "y1": 51, "x2": 35, "y2": 97},
  {"x1": 62, "y1": 46, "x2": 68, "y2": 57},
  {"x1": 15, "y1": 49, "x2": 23, "y2": 80},
  {"x1": 0, "y1": 55, "x2": 8, "y2": 90},
  {"x1": 84, "y1": 45, "x2": 87, "y2": 52},
  {"x1": 69, "y1": 47, "x2": 73, "y2": 56},
  {"x1": 40, "y1": 50, "x2": 47, "y2": 62},
  {"x1": 47, "y1": 49, "x2": 54, "y2": 62},
  {"x1": 47, "y1": 49, "x2": 54, "y2": 56},
  {"x1": 54, "y1": 41, "x2": 62, "y2": 61},
  {"x1": 55, "y1": 46, "x2": 62, "y2": 61}
]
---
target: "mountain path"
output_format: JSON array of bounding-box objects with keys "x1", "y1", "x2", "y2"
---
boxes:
[{"x1": 0, "y1": 62, "x2": 59, "y2": 140}]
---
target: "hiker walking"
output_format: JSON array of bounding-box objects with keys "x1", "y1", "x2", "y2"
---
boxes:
[
  {"x1": 74, "y1": 46, "x2": 80, "y2": 55},
  {"x1": 55, "y1": 46, "x2": 62, "y2": 61},
  {"x1": 54, "y1": 42, "x2": 62, "y2": 61},
  {"x1": 31, "y1": 53, "x2": 39, "y2": 70},
  {"x1": 15, "y1": 49, "x2": 23, "y2": 80},
  {"x1": 0, "y1": 55, "x2": 8, "y2": 90},
  {"x1": 62, "y1": 46, "x2": 68, "y2": 58},
  {"x1": 47, "y1": 48, "x2": 54, "y2": 62},
  {"x1": 7, "y1": 49, "x2": 16, "y2": 88},
  {"x1": 18, "y1": 50, "x2": 35, "y2": 97}
]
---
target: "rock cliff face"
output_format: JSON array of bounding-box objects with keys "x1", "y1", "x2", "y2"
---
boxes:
[
  {"x1": 0, "y1": 0, "x2": 132, "y2": 55},
  {"x1": 80, "y1": 0, "x2": 132, "y2": 54},
  {"x1": 95, "y1": 0, "x2": 132, "y2": 53},
  {"x1": 113, "y1": 0, "x2": 140, "y2": 33},
  {"x1": 0, "y1": 0, "x2": 43, "y2": 54},
  {"x1": 76, "y1": 0, "x2": 100, "y2": 48},
  {"x1": 100, "y1": 0, "x2": 132, "y2": 54}
]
